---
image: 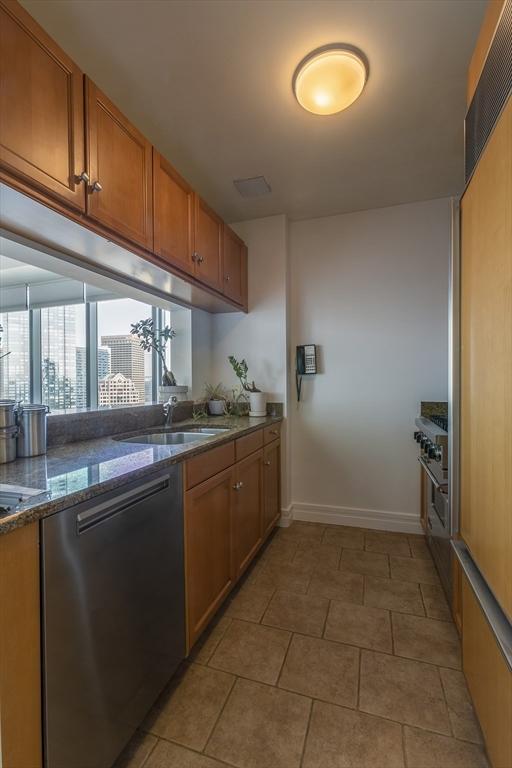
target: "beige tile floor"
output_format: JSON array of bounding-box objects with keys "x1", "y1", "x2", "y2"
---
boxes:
[{"x1": 115, "y1": 522, "x2": 489, "y2": 768}]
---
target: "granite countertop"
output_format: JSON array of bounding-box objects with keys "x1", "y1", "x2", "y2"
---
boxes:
[{"x1": 0, "y1": 414, "x2": 282, "y2": 535}]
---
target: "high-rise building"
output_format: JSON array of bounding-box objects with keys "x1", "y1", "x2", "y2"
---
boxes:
[
  {"x1": 101, "y1": 335, "x2": 145, "y2": 402},
  {"x1": 75, "y1": 347, "x2": 87, "y2": 408},
  {"x1": 97, "y1": 346, "x2": 111, "y2": 381},
  {"x1": 99, "y1": 373, "x2": 139, "y2": 406},
  {"x1": 0, "y1": 311, "x2": 30, "y2": 402},
  {"x1": 41, "y1": 305, "x2": 80, "y2": 410}
]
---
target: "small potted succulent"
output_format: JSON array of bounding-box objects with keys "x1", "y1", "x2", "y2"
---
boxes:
[
  {"x1": 204, "y1": 383, "x2": 227, "y2": 416},
  {"x1": 131, "y1": 318, "x2": 188, "y2": 402},
  {"x1": 228, "y1": 355, "x2": 267, "y2": 417}
]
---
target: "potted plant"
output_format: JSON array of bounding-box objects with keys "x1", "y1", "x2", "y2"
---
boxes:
[
  {"x1": 228, "y1": 355, "x2": 267, "y2": 417},
  {"x1": 203, "y1": 383, "x2": 227, "y2": 416},
  {"x1": 130, "y1": 318, "x2": 188, "y2": 402}
]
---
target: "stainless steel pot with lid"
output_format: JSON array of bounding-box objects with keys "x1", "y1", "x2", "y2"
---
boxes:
[
  {"x1": 0, "y1": 400, "x2": 17, "y2": 428},
  {"x1": 0, "y1": 425, "x2": 19, "y2": 463},
  {"x1": 16, "y1": 404, "x2": 49, "y2": 458}
]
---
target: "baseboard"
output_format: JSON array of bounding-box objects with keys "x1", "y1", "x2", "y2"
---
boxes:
[
  {"x1": 278, "y1": 504, "x2": 293, "y2": 528},
  {"x1": 291, "y1": 501, "x2": 423, "y2": 534}
]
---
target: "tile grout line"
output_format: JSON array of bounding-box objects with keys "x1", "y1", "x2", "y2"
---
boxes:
[
  {"x1": 298, "y1": 697, "x2": 314, "y2": 768},
  {"x1": 356, "y1": 646, "x2": 363, "y2": 711},
  {"x1": 201, "y1": 672, "x2": 238, "y2": 757},
  {"x1": 401, "y1": 724, "x2": 409, "y2": 768},
  {"x1": 137, "y1": 732, "x2": 159, "y2": 768}
]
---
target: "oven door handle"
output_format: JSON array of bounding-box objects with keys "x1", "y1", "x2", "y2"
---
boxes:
[{"x1": 418, "y1": 456, "x2": 447, "y2": 492}]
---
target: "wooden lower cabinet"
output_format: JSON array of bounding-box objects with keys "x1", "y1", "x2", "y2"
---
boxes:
[
  {"x1": 185, "y1": 427, "x2": 281, "y2": 649},
  {"x1": 185, "y1": 466, "x2": 235, "y2": 649},
  {"x1": 462, "y1": 576, "x2": 512, "y2": 768},
  {"x1": 263, "y1": 439, "x2": 281, "y2": 538},
  {"x1": 234, "y1": 449, "x2": 263, "y2": 577},
  {"x1": 0, "y1": 522, "x2": 42, "y2": 768}
]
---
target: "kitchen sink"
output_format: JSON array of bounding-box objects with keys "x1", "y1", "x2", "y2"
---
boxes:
[{"x1": 117, "y1": 428, "x2": 230, "y2": 446}]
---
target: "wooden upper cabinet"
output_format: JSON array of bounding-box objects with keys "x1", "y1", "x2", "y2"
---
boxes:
[
  {"x1": 223, "y1": 225, "x2": 248, "y2": 307},
  {"x1": 193, "y1": 195, "x2": 223, "y2": 291},
  {"x1": 0, "y1": 0, "x2": 85, "y2": 210},
  {"x1": 153, "y1": 150, "x2": 195, "y2": 276},
  {"x1": 85, "y1": 78, "x2": 153, "y2": 250}
]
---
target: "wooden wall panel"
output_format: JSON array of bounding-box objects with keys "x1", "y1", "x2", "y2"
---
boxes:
[
  {"x1": 0, "y1": 523, "x2": 42, "y2": 768},
  {"x1": 460, "y1": 96, "x2": 512, "y2": 620},
  {"x1": 462, "y1": 577, "x2": 512, "y2": 768}
]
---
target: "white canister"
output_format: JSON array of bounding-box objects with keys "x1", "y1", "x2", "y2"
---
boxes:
[{"x1": 249, "y1": 391, "x2": 267, "y2": 417}]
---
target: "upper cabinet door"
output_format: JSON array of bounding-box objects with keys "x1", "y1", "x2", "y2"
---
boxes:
[
  {"x1": 153, "y1": 150, "x2": 194, "y2": 276},
  {"x1": 193, "y1": 195, "x2": 223, "y2": 291},
  {"x1": 85, "y1": 78, "x2": 153, "y2": 250},
  {"x1": 0, "y1": 0, "x2": 85, "y2": 210},
  {"x1": 223, "y1": 225, "x2": 248, "y2": 307}
]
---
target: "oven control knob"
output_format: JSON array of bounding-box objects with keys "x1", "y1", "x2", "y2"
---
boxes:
[
  {"x1": 421, "y1": 436, "x2": 429, "y2": 449},
  {"x1": 415, "y1": 432, "x2": 423, "y2": 443},
  {"x1": 428, "y1": 445, "x2": 437, "y2": 459}
]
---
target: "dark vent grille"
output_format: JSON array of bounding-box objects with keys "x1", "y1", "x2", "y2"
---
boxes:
[{"x1": 465, "y1": 0, "x2": 512, "y2": 181}]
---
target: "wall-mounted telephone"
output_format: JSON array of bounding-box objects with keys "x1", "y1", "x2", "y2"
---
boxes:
[{"x1": 296, "y1": 345, "x2": 317, "y2": 401}]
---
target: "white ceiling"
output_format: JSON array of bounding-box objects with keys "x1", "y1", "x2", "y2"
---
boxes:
[{"x1": 21, "y1": 0, "x2": 486, "y2": 222}]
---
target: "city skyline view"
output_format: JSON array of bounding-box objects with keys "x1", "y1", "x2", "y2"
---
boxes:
[{"x1": 0, "y1": 298, "x2": 156, "y2": 410}]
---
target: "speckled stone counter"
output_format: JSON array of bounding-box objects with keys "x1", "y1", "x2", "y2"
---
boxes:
[{"x1": 0, "y1": 414, "x2": 282, "y2": 535}]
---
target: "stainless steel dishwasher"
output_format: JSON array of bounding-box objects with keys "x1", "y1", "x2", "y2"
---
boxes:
[{"x1": 41, "y1": 467, "x2": 184, "y2": 768}]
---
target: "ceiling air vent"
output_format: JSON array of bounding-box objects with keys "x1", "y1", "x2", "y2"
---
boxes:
[{"x1": 233, "y1": 176, "x2": 271, "y2": 198}]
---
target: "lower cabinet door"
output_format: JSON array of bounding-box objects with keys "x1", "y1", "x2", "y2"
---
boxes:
[
  {"x1": 263, "y1": 440, "x2": 281, "y2": 538},
  {"x1": 234, "y1": 449, "x2": 263, "y2": 577},
  {"x1": 185, "y1": 466, "x2": 235, "y2": 649}
]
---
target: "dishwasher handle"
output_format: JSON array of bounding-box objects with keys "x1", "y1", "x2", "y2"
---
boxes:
[{"x1": 76, "y1": 475, "x2": 170, "y2": 534}]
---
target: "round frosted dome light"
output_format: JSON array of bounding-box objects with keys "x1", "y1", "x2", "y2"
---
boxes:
[{"x1": 293, "y1": 46, "x2": 368, "y2": 116}]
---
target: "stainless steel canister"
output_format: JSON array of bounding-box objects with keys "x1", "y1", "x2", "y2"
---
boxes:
[
  {"x1": 0, "y1": 400, "x2": 17, "y2": 428},
  {"x1": 0, "y1": 425, "x2": 19, "y2": 463},
  {"x1": 16, "y1": 404, "x2": 49, "y2": 458}
]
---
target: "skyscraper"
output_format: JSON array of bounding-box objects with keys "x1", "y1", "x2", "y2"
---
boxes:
[
  {"x1": 0, "y1": 311, "x2": 30, "y2": 402},
  {"x1": 100, "y1": 335, "x2": 145, "y2": 403},
  {"x1": 97, "y1": 346, "x2": 111, "y2": 381},
  {"x1": 75, "y1": 347, "x2": 87, "y2": 408},
  {"x1": 99, "y1": 373, "x2": 139, "y2": 406}
]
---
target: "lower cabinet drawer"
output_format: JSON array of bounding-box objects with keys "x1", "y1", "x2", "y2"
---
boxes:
[
  {"x1": 235, "y1": 429, "x2": 264, "y2": 461},
  {"x1": 462, "y1": 576, "x2": 512, "y2": 768},
  {"x1": 185, "y1": 441, "x2": 235, "y2": 489},
  {"x1": 264, "y1": 423, "x2": 281, "y2": 444}
]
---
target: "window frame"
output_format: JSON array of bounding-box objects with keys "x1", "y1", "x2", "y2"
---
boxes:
[{"x1": 17, "y1": 300, "x2": 165, "y2": 410}]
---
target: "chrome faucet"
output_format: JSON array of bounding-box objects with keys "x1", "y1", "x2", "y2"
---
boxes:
[{"x1": 163, "y1": 396, "x2": 178, "y2": 427}]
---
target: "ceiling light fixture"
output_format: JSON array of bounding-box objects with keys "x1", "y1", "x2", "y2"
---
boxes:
[{"x1": 293, "y1": 44, "x2": 368, "y2": 116}]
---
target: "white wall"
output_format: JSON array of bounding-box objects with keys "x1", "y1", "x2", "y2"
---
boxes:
[
  {"x1": 289, "y1": 198, "x2": 451, "y2": 532},
  {"x1": 210, "y1": 214, "x2": 291, "y2": 509}
]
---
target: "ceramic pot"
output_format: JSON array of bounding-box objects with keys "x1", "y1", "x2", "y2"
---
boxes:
[
  {"x1": 158, "y1": 385, "x2": 188, "y2": 403},
  {"x1": 208, "y1": 399, "x2": 225, "y2": 416},
  {"x1": 249, "y1": 391, "x2": 267, "y2": 417}
]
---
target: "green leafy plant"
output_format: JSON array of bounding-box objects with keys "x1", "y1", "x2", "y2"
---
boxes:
[
  {"x1": 228, "y1": 355, "x2": 260, "y2": 392},
  {"x1": 204, "y1": 382, "x2": 227, "y2": 401},
  {"x1": 131, "y1": 318, "x2": 177, "y2": 386}
]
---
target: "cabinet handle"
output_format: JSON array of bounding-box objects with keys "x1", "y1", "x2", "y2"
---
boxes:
[
  {"x1": 198, "y1": 255, "x2": 205, "y2": 264},
  {"x1": 264, "y1": 461, "x2": 271, "y2": 466},
  {"x1": 232, "y1": 481, "x2": 244, "y2": 491},
  {"x1": 76, "y1": 171, "x2": 90, "y2": 184},
  {"x1": 225, "y1": 275, "x2": 230, "y2": 282},
  {"x1": 192, "y1": 251, "x2": 199, "y2": 262},
  {"x1": 269, "y1": 430, "x2": 279, "y2": 436},
  {"x1": 90, "y1": 180, "x2": 102, "y2": 193}
]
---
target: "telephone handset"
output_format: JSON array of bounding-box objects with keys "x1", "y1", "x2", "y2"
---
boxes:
[{"x1": 296, "y1": 345, "x2": 317, "y2": 401}]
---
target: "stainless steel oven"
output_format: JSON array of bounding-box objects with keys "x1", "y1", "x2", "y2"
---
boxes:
[{"x1": 414, "y1": 414, "x2": 452, "y2": 598}]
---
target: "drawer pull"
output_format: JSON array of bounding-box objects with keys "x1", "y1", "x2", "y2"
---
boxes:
[
  {"x1": 264, "y1": 461, "x2": 271, "y2": 466},
  {"x1": 233, "y1": 481, "x2": 244, "y2": 491},
  {"x1": 269, "y1": 429, "x2": 278, "y2": 436}
]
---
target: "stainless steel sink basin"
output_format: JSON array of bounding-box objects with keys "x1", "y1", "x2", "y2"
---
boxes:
[{"x1": 117, "y1": 429, "x2": 229, "y2": 446}]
